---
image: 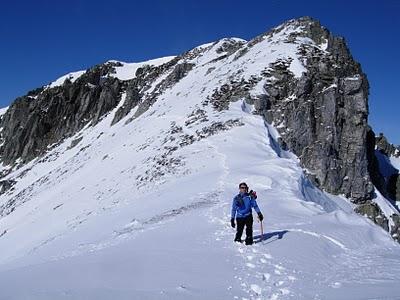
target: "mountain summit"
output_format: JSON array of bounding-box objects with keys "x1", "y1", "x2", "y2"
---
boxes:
[{"x1": 0, "y1": 17, "x2": 399, "y2": 299}]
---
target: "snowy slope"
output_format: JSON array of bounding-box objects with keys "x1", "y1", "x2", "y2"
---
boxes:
[
  {"x1": 0, "y1": 22, "x2": 400, "y2": 300},
  {"x1": 390, "y1": 155, "x2": 400, "y2": 171}
]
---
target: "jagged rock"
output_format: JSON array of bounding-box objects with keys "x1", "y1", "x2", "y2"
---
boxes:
[
  {"x1": 178, "y1": 120, "x2": 244, "y2": 147},
  {"x1": 354, "y1": 201, "x2": 389, "y2": 232},
  {"x1": 256, "y1": 17, "x2": 372, "y2": 202},
  {"x1": 388, "y1": 174, "x2": 400, "y2": 201},
  {"x1": 215, "y1": 38, "x2": 246, "y2": 54},
  {"x1": 121, "y1": 60, "x2": 193, "y2": 124},
  {"x1": 161, "y1": 62, "x2": 194, "y2": 89},
  {"x1": 367, "y1": 129, "x2": 400, "y2": 202},
  {"x1": 111, "y1": 79, "x2": 142, "y2": 125},
  {"x1": 397, "y1": 177, "x2": 400, "y2": 201},
  {"x1": 185, "y1": 108, "x2": 208, "y2": 127},
  {"x1": 0, "y1": 63, "x2": 123, "y2": 165},
  {"x1": 391, "y1": 214, "x2": 400, "y2": 242},
  {"x1": 367, "y1": 128, "x2": 387, "y2": 198},
  {"x1": 376, "y1": 133, "x2": 397, "y2": 156},
  {"x1": 67, "y1": 136, "x2": 83, "y2": 150},
  {"x1": 206, "y1": 76, "x2": 260, "y2": 111},
  {"x1": 0, "y1": 179, "x2": 16, "y2": 195}
]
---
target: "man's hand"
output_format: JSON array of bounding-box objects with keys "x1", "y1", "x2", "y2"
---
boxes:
[
  {"x1": 231, "y1": 218, "x2": 235, "y2": 228},
  {"x1": 257, "y1": 212, "x2": 264, "y2": 222}
]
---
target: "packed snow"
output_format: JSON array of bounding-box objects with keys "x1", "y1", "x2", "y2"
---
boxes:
[{"x1": 0, "y1": 22, "x2": 399, "y2": 300}]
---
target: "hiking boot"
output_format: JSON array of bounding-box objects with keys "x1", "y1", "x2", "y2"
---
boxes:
[{"x1": 245, "y1": 238, "x2": 253, "y2": 245}]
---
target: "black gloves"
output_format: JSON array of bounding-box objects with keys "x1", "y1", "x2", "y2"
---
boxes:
[
  {"x1": 258, "y1": 212, "x2": 264, "y2": 222},
  {"x1": 231, "y1": 218, "x2": 235, "y2": 228}
]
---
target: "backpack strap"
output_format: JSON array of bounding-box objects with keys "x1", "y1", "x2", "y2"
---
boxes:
[{"x1": 235, "y1": 194, "x2": 245, "y2": 207}]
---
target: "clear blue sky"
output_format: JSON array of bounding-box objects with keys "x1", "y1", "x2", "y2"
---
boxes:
[{"x1": 1, "y1": 0, "x2": 399, "y2": 144}]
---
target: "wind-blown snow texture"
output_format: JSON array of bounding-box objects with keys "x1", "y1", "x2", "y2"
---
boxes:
[{"x1": 0, "y1": 19, "x2": 399, "y2": 299}]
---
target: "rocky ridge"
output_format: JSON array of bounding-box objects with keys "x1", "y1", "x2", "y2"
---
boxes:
[{"x1": 0, "y1": 16, "x2": 399, "y2": 241}]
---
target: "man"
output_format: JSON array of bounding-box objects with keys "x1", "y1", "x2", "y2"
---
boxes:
[{"x1": 231, "y1": 182, "x2": 263, "y2": 245}]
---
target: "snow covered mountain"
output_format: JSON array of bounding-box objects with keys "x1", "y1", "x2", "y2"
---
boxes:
[{"x1": 0, "y1": 17, "x2": 399, "y2": 299}]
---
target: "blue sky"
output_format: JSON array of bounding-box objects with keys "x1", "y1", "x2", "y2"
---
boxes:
[{"x1": 1, "y1": 0, "x2": 399, "y2": 144}]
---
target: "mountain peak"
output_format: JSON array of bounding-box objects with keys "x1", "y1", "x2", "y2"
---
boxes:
[{"x1": 0, "y1": 17, "x2": 399, "y2": 298}]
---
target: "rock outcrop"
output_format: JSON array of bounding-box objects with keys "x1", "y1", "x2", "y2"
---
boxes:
[
  {"x1": 376, "y1": 133, "x2": 400, "y2": 157},
  {"x1": 354, "y1": 201, "x2": 389, "y2": 231},
  {"x1": 0, "y1": 62, "x2": 124, "y2": 166},
  {"x1": 253, "y1": 17, "x2": 373, "y2": 202},
  {"x1": 367, "y1": 131, "x2": 400, "y2": 203}
]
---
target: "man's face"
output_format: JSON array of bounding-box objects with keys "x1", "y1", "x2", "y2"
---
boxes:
[{"x1": 239, "y1": 186, "x2": 247, "y2": 192}]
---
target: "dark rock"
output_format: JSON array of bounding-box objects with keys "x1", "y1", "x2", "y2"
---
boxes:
[
  {"x1": 111, "y1": 80, "x2": 141, "y2": 125},
  {"x1": 164, "y1": 63, "x2": 195, "y2": 87},
  {"x1": 206, "y1": 76, "x2": 260, "y2": 111},
  {"x1": 67, "y1": 136, "x2": 83, "y2": 150},
  {"x1": 388, "y1": 174, "x2": 400, "y2": 202},
  {"x1": 258, "y1": 26, "x2": 372, "y2": 202},
  {"x1": 215, "y1": 38, "x2": 246, "y2": 54},
  {"x1": 391, "y1": 214, "x2": 400, "y2": 242},
  {"x1": 368, "y1": 130, "x2": 400, "y2": 203},
  {"x1": 133, "y1": 62, "x2": 194, "y2": 119},
  {"x1": 397, "y1": 177, "x2": 400, "y2": 201},
  {"x1": 0, "y1": 179, "x2": 16, "y2": 195},
  {"x1": 376, "y1": 133, "x2": 397, "y2": 156},
  {"x1": 354, "y1": 201, "x2": 389, "y2": 232},
  {"x1": 0, "y1": 63, "x2": 123, "y2": 165},
  {"x1": 367, "y1": 128, "x2": 387, "y2": 198}
]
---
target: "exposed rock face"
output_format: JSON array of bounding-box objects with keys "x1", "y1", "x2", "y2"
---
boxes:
[
  {"x1": 367, "y1": 128, "x2": 387, "y2": 198},
  {"x1": 354, "y1": 201, "x2": 400, "y2": 242},
  {"x1": 111, "y1": 58, "x2": 195, "y2": 125},
  {"x1": 257, "y1": 17, "x2": 372, "y2": 202},
  {"x1": 391, "y1": 214, "x2": 400, "y2": 242},
  {"x1": 0, "y1": 179, "x2": 16, "y2": 195},
  {"x1": 132, "y1": 62, "x2": 194, "y2": 119},
  {"x1": 354, "y1": 201, "x2": 389, "y2": 231},
  {"x1": 376, "y1": 133, "x2": 399, "y2": 157},
  {"x1": 387, "y1": 174, "x2": 400, "y2": 201},
  {"x1": 374, "y1": 133, "x2": 400, "y2": 202},
  {"x1": 0, "y1": 63, "x2": 123, "y2": 165},
  {"x1": 364, "y1": 129, "x2": 400, "y2": 237}
]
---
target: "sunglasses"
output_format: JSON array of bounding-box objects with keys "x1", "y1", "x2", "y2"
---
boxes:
[{"x1": 239, "y1": 186, "x2": 247, "y2": 189}]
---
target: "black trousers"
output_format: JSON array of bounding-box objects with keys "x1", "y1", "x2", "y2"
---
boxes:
[{"x1": 235, "y1": 215, "x2": 253, "y2": 244}]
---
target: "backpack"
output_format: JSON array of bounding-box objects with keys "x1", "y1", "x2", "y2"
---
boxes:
[{"x1": 249, "y1": 190, "x2": 257, "y2": 199}]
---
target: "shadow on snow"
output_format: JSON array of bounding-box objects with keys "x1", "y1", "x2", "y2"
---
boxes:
[{"x1": 254, "y1": 230, "x2": 289, "y2": 244}]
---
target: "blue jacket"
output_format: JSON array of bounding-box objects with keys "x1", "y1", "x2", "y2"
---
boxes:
[{"x1": 231, "y1": 192, "x2": 261, "y2": 219}]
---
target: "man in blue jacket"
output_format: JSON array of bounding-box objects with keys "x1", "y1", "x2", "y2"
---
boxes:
[{"x1": 231, "y1": 182, "x2": 263, "y2": 245}]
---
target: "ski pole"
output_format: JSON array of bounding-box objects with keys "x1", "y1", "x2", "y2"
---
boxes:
[{"x1": 260, "y1": 220, "x2": 264, "y2": 241}]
